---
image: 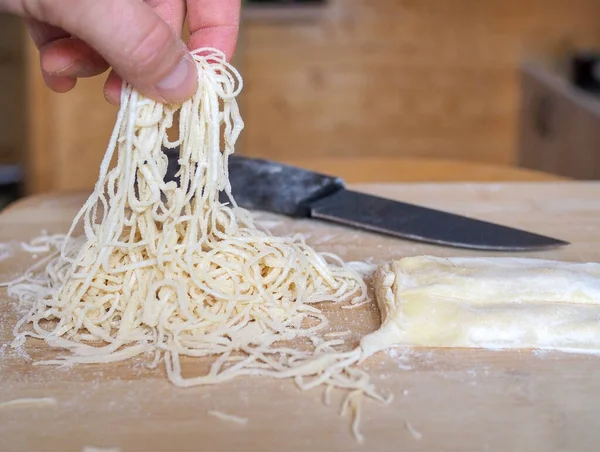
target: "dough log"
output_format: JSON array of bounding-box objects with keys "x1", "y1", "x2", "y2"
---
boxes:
[{"x1": 360, "y1": 256, "x2": 600, "y2": 357}]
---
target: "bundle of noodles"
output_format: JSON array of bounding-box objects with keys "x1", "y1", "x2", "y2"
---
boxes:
[{"x1": 4, "y1": 49, "x2": 386, "y2": 413}]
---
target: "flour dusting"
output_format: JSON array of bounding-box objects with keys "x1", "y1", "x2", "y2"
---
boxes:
[
  {"x1": 347, "y1": 260, "x2": 378, "y2": 277},
  {"x1": 0, "y1": 242, "x2": 14, "y2": 262},
  {"x1": 256, "y1": 220, "x2": 283, "y2": 230},
  {"x1": 386, "y1": 347, "x2": 414, "y2": 370}
]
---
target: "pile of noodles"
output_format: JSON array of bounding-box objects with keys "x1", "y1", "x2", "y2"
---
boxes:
[{"x1": 4, "y1": 50, "x2": 388, "y2": 422}]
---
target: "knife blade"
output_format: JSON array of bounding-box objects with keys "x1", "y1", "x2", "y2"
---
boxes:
[{"x1": 164, "y1": 151, "x2": 569, "y2": 251}]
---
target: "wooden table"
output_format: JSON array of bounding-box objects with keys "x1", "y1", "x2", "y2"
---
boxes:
[{"x1": 2, "y1": 180, "x2": 599, "y2": 452}]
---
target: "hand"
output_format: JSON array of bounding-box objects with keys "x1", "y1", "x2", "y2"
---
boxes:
[{"x1": 0, "y1": 0, "x2": 240, "y2": 104}]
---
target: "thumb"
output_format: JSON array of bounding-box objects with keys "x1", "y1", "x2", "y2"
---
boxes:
[{"x1": 30, "y1": 0, "x2": 198, "y2": 103}]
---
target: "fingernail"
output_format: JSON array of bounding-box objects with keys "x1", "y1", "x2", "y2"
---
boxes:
[
  {"x1": 156, "y1": 56, "x2": 197, "y2": 102},
  {"x1": 43, "y1": 59, "x2": 74, "y2": 76},
  {"x1": 104, "y1": 86, "x2": 120, "y2": 106},
  {"x1": 48, "y1": 61, "x2": 102, "y2": 78}
]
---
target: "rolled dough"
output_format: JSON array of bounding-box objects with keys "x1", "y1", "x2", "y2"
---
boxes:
[{"x1": 359, "y1": 256, "x2": 600, "y2": 357}]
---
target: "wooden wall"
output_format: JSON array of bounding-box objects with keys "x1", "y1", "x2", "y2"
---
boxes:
[
  {"x1": 23, "y1": 40, "x2": 118, "y2": 194},
  {"x1": 0, "y1": 14, "x2": 25, "y2": 167},
  {"x1": 13, "y1": 1, "x2": 600, "y2": 193},
  {"x1": 242, "y1": 0, "x2": 600, "y2": 165}
]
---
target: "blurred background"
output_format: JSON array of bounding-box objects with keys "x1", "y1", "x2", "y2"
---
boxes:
[{"x1": 2, "y1": 0, "x2": 600, "y2": 211}]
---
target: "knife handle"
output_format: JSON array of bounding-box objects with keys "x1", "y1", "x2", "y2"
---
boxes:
[{"x1": 226, "y1": 156, "x2": 345, "y2": 217}]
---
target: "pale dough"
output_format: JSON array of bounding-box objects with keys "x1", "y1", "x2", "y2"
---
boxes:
[{"x1": 360, "y1": 255, "x2": 600, "y2": 357}]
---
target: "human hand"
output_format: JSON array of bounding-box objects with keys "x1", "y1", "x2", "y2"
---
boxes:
[{"x1": 0, "y1": 0, "x2": 240, "y2": 104}]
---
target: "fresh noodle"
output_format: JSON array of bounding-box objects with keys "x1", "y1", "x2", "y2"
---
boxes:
[
  {"x1": 208, "y1": 410, "x2": 249, "y2": 425},
  {"x1": 3, "y1": 48, "x2": 388, "y2": 440}
]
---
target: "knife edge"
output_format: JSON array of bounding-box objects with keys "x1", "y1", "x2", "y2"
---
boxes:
[{"x1": 307, "y1": 189, "x2": 569, "y2": 251}]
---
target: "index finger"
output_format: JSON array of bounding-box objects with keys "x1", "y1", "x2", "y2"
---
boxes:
[{"x1": 185, "y1": 0, "x2": 241, "y2": 60}]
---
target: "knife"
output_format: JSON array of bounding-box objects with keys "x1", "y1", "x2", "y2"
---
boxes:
[{"x1": 164, "y1": 152, "x2": 569, "y2": 251}]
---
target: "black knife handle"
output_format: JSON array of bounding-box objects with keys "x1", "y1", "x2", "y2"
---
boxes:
[
  {"x1": 226, "y1": 155, "x2": 345, "y2": 217},
  {"x1": 164, "y1": 149, "x2": 345, "y2": 217}
]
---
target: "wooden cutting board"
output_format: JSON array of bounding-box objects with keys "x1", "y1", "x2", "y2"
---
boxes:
[{"x1": 2, "y1": 181, "x2": 600, "y2": 452}]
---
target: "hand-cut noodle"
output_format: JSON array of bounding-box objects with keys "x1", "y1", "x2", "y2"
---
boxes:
[
  {"x1": 208, "y1": 410, "x2": 249, "y2": 425},
  {"x1": 3, "y1": 49, "x2": 387, "y2": 434},
  {"x1": 0, "y1": 397, "x2": 57, "y2": 409}
]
